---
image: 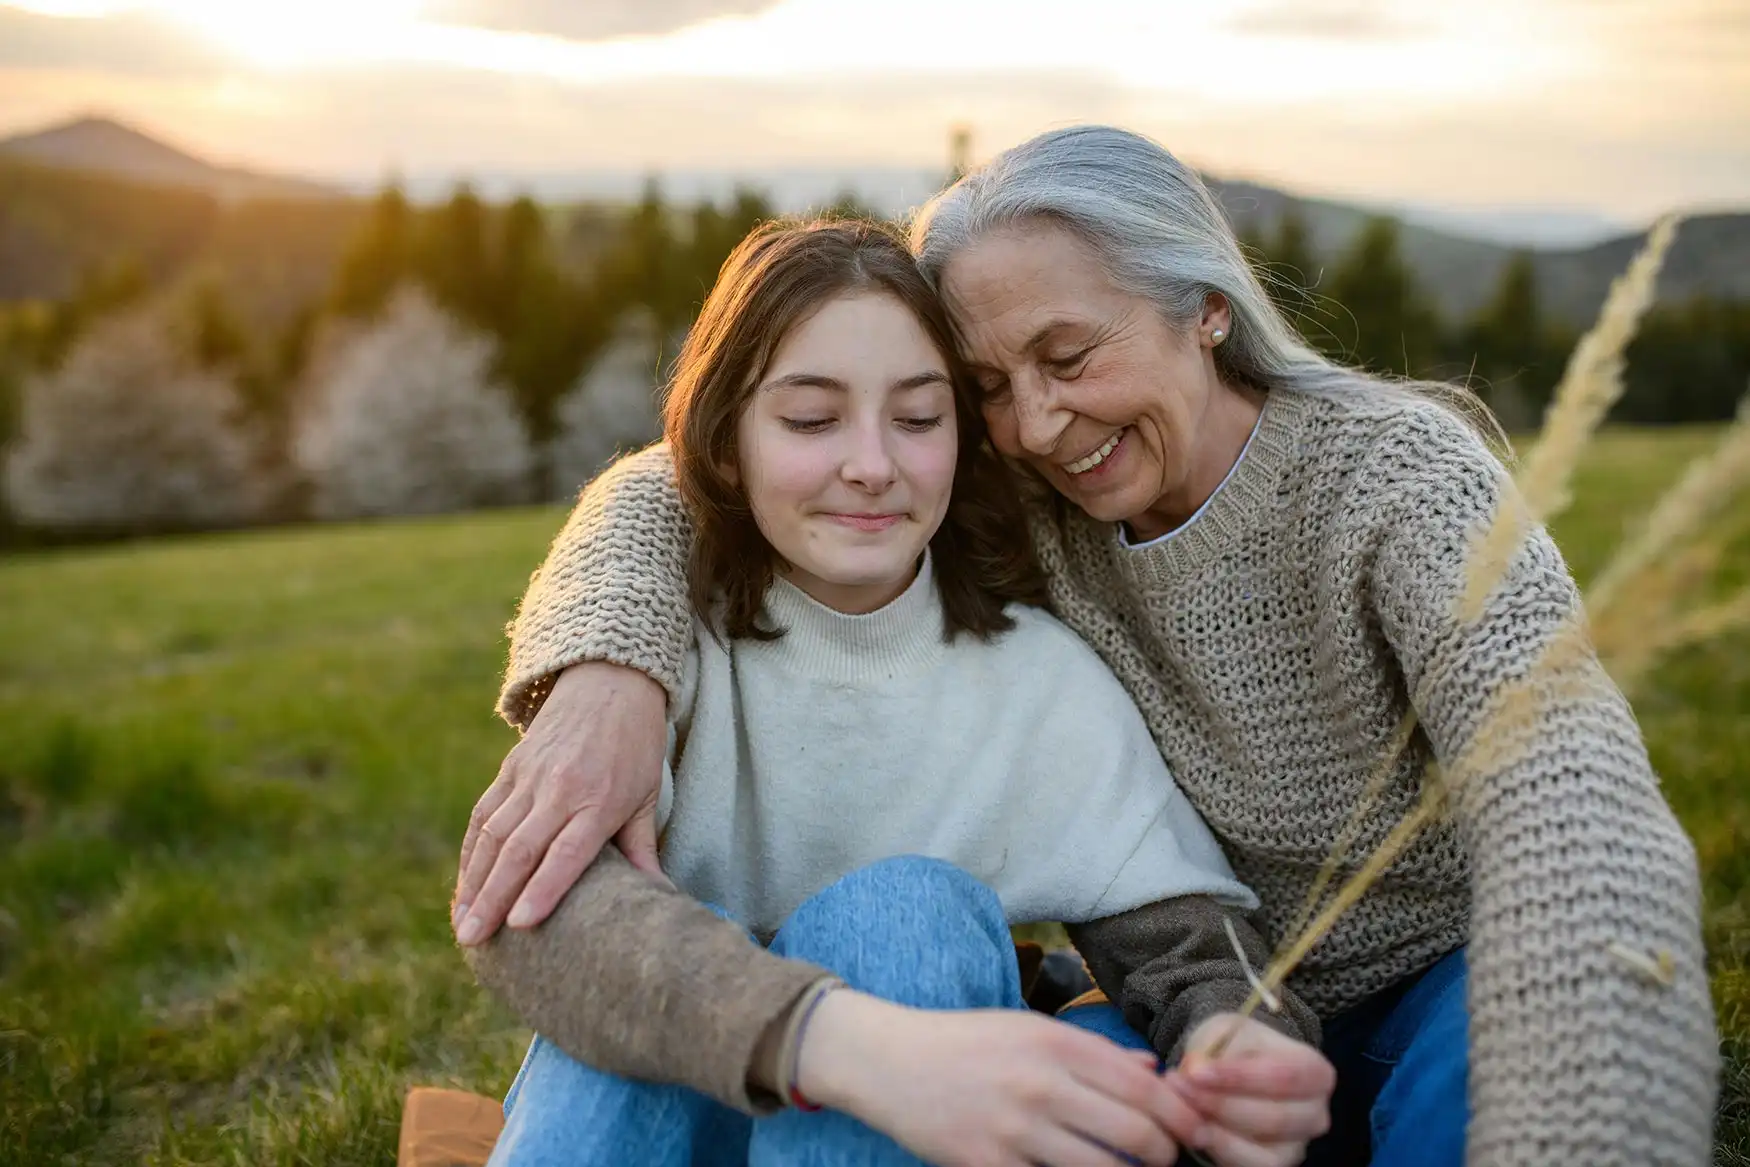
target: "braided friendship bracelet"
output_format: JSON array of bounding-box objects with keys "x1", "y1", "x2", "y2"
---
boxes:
[{"x1": 783, "y1": 982, "x2": 840, "y2": 1112}]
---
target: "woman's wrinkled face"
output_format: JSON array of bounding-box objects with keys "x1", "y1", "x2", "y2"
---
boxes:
[
  {"x1": 736, "y1": 291, "x2": 958, "y2": 614},
  {"x1": 940, "y1": 223, "x2": 1228, "y2": 527}
]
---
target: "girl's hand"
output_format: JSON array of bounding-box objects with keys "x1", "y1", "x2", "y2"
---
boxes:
[
  {"x1": 799, "y1": 990, "x2": 1202, "y2": 1166},
  {"x1": 1171, "y1": 1014, "x2": 1335, "y2": 1167}
]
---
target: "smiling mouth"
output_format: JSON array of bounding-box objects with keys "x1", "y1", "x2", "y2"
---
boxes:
[
  {"x1": 1063, "y1": 431, "x2": 1123, "y2": 475},
  {"x1": 825, "y1": 513, "x2": 904, "y2": 532}
]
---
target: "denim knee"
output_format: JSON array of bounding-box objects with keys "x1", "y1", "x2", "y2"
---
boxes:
[
  {"x1": 769, "y1": 855, "x2": 1021, "y2": 1010},
  {"x1": 492, "y1": 1036, "x2": 747, "y2": 1167}
]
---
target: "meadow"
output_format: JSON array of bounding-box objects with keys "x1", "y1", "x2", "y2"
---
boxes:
[{"x1": 1, "y1": 426, "x2": 1745, "y2": 1166}]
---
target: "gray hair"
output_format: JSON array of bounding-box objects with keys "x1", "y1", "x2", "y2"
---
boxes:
[{"x1": 910, "y1": 125, "x2": 1499, "y2": 442}]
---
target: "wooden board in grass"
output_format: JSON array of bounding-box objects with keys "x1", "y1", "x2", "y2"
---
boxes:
[{"x1": 399, "y1": 1087, "x2": 503, "y2": 1167}]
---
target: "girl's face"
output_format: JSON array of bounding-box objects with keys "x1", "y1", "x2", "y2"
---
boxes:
[{"x1": 736, "y1": 291, "x2": 959, "y2": 615}]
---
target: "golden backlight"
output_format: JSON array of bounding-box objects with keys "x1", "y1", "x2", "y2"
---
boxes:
[{"x1": 3, "y1": 0, "x2": 1574, "y2": 107}]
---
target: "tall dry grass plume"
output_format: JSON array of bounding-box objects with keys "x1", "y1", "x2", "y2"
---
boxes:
[
  {"x1": 1586, "y1": 389, "x2": 1750, "y2": 689},
  {"x1": 1458, "y1": 214, "x2": 1679, "y2": 623},
  {"x1": 1203, "y1": 215, "x2": 1700, "y2": 1059}
]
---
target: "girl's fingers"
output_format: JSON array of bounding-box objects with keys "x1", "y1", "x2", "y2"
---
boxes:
[
  {"x1": 1193, "y1": 1122, "x2": 1303, "y2": 1167},
  {"x1": 1048, "y1": 1079, "x2": 1180, "y2": 1165},
  {"x1": 1022, "y1": 1123, "x2": 1145, "y2": 1167},
  {"x1": 1066, "y1": 1046, "x2": 1204, "y2": 1147}
]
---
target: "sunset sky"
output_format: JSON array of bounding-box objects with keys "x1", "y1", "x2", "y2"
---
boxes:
[{"x1": 1, "y1": 0, "x2": 1745, "y2": 224}]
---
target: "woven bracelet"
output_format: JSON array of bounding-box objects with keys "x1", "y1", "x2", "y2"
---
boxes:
[{"x1": 785, "y1": 984, "x2": 837, "y2": 1112}]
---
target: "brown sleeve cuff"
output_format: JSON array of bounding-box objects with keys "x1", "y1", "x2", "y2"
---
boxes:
[
  {"x1": 463, "y1": 847, "x2": 833, "y2": 1114},
  {"x1": 1068, "y1": 896, "x2": 1321, "y2": 1063}
]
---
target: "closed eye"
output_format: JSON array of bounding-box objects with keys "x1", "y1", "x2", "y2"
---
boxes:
[
  {"x1": 1046, "y1": 348, "x2": 1092, "y2": 378},
  {"x1": 897, "y1": 415, "x2": 945, "y2": 432},
  {"x1": 780, "y1": 417, "x2": 833, "y2": 434}
]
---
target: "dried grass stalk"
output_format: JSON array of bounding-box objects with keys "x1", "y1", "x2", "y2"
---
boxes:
[
  {"x1": 1208, "y1": 615, "x2": 1596, "y2": 1058},
  {"x1": 1271, "y1": 709, "x2": 1419, "y2": 955},
  {"x1": 1586, "y1": 389, "x2": 1750, "y2": 622},
  {"x1": 1460, "y1": 216, "x2": 1681, "y2": 624},
  {"x1": 1203, "y1": 772, "x2": 1448, "y2": 1059},
  {"x1": 1608, "y1": 585, "x2": 1750, "y2": 696},
  {"x1": 1593, "y1": 538, "x2": 1726, "y2": 689},
  {"x1": 1196, "y1": 218, "x2": 1693, "y2": 1073}
]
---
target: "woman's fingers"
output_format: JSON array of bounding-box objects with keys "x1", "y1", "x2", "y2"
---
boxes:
[
  {"x1": 1181, "y1": 1049, "x2": 1335, "y2": 1102},
  {"x1": 455, "y1": 784, "x2": 529, "y2": 928},
  {"x1": 611, "y1": 794, "x2": 664, "y2": 877},
  {"x1": 454, "y1": 793, "x2": 549, "y2": 944},
  {"x1": 519, "y1": 809, "x2": 673, "y2": 921},
  {"x1": 453, "y1": 773, "x2": 514, "y2": 919},
  {"x1": 1174, "y1": 1087, "x2": 1329, "y2": 1147}
]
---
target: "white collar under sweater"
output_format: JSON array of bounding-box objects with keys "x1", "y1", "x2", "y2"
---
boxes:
[{"x1": 654, "y1": 555, "x2": 1254, "y2": 939}]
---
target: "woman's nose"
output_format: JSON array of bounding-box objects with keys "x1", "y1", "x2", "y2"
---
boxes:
[{"x1": 1012, "y1": 377, "x2": 1069, "y2": 457}]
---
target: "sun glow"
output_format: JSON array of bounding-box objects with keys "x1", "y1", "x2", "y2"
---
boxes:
[
  {"x1": 148, "y1": 0, "x2": 426, "y2": 67},
  {"x1": 1, "y1": 0, "x2": 1583, "y2": 106}
]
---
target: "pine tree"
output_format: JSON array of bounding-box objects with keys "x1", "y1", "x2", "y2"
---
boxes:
[
  {"x1": 1326, "y1": 216, "x2": 1441, "y2": 376},
  {"x1": 1464, "y1": 252, "x2": 1557, "y2": 425},
  {"x1": 330, "y1": 183, "x2": 414, "y2": 319},
  {"x1": 417, "y1": 184, "x2": 493, "y2": 326},
  {"x1": 494, "y1": 197, "x2": 606, "y2": 463},
  {"x1": 1266, "y1": 210, "x2": 1321, "y2": 331}
]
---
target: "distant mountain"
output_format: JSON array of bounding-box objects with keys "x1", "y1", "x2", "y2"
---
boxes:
[
  {"x1": 1205, "y1": 178, "x2": 1750, "y2": 325},
  {"x1": 0, "y1": 115, "x2": 337, "y2": 203},
  {"x1": 1390, "y1": 205, "x2": 1630, "y2": 250},
  {"x1": 395, "y1": 163, "x2": 1750, "y2": 326},
  {"x1": 0, "y1": 115, "x2": 1745, "y2": 329}
]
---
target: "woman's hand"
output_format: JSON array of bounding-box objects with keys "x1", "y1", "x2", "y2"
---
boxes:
[
  {"x1": 1171, "y1": 1014, "x2": 1334, "y2": 1167},
  {"x1": 453, "y1": 662, "x2": 668, "y2": 945},
  {"x1": 800, "y1": 991, "x2": 1203, "y2": 1166}
]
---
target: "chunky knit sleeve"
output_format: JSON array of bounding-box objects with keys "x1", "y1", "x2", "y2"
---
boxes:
[
  {"x1": 498, "y1": 444, "x2": 695, "y2": 730},
  {"x1": 1364, "y1": 406, "x2": 1717, "y2": 1166}
]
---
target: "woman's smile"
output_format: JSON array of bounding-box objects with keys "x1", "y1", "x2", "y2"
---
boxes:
[{"x1": 1062, "y1": 429, "x2": 1126, "y2": 477}]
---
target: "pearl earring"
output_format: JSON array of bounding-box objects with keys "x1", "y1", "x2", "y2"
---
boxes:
[{"x1": 1211, "y1": 328, "x2": 1226, "y2": 344}]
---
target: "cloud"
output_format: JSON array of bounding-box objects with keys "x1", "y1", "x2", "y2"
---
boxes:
[
  {"x1": 0, "y1": 0, "x2": 1743, "y2": 221},
  {"x1": 0, "y1": 7, "x2": 227, "y2": 76},
  {"x1": 424, "y1": 0, "x2": 784, "y2": 42},
  {"x1": 1224, "y1": 0, "x2": 1425, "y2": 41}
]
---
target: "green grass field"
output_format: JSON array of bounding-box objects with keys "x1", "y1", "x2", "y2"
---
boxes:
[{"x1": 2, "y1": 427, "x2": 1746, "y2": 1166}]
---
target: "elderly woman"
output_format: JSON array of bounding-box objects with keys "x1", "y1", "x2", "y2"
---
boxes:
[{"x1": 454, "y1": 126, "x2": 1717, "y2": 1166}]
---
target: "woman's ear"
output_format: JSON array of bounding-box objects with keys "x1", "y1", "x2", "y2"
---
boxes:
[{"x1": 1202, "y1": 292, "x2": 1233, "y2": 346}]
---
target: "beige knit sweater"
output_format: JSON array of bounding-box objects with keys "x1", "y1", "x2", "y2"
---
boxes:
[{"x1": 497, "y1": 387, "x2": 1718, "y2": 1164}]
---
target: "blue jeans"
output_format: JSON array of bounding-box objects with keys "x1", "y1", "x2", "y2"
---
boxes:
[
  {"x1": 1306, "y1": 946, "x2": 1470, "y2": 1167},
  {"x1": 492, "y1": 855, "x2": 1067, "y2": 1167},
  {"x1": 1060, "y1": 948, "x2": 1471, "y2": 1167}
]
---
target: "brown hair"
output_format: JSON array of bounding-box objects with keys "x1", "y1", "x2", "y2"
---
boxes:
[{"x1": 662, "y1": 217, "x2": 1046, "y2": 641}]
